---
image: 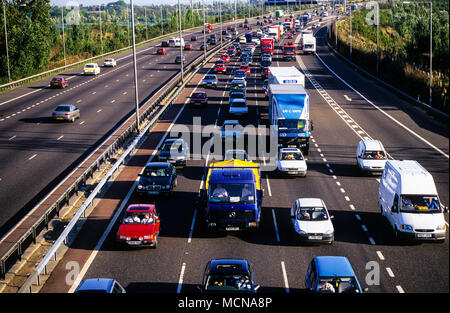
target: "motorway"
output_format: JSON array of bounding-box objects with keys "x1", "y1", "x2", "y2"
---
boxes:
[
  {"x1": 4, "y1": 13, "x2": 449, "y2": 294},
  {"x1": 0, "y1": 20, "x2": 246, "y2": 238}
]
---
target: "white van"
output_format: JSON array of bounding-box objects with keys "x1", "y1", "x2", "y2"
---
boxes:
[
  {"x1": 378, "y1": 160, "x2": 448, "y2": 242},
  {"x1": 169, "y1": 37, "x2": 185, "y2": 47},
  {"x1": 356, "y1": 140, "x2": 387, "y2": 175}
]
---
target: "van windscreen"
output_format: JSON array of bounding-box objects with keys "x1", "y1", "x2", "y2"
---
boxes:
[{"x1": 401, "y1": 195, "x2": 441, "y2": 213}]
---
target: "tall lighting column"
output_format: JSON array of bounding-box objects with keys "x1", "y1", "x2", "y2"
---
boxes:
[{"x1": 130, "y1": 0, "x2": 140, "y2": 129}]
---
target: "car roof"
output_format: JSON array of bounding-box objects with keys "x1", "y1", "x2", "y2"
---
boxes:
[
  {"x1": 126, "y1": 204, "x2": 155, "y2": 212},
  {"x1": 56, "y1": 104, "x2": 73, "y2": 108},
  {"x1": 223, "y1": 120, "x2": 239, "y2": 125},
  {"x1": 76, "y1": 278, "x2": 115, "y2": 292},
  {"x1": 361, "y1": 139, "x2": 384, "y2": 151},
  {"x1": 297, "y1": 198, "x2": 324, "y2": 208},
  {"x1": 209, "y1": 259, "x2": 250, "y2": 276},
  {"x1": 145, "y1": 162, "x2": 171, "y2": 168},
  {"x1": 314, "y1": 256, "x2": 356, "y2": 278}
]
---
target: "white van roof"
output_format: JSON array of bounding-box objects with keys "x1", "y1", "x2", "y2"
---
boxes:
[
  {"x1": 386, "y1": 160, "x2": 438, "y2": 195},
  {"x1": 362, "y1": 139, "x2": 384, "y2": 151}
]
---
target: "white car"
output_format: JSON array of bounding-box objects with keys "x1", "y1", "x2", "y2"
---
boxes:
[
  {"x1": 239, "y1": 36, "x2": 247, "y2": 44},
  {"x1": 83, "y1": 63, "x2": 100, "y2": 75},
  {"x1": 220, "y1": 120, "x2": 243, "y2": 141},
  {"x1": 104, "y1": 58, "x2": 117, "y2": 67},
  {"x1": 277, "y1": 148, "x2": 307, "y2": 176},
  {"x1": 290, "y1": 198, "x2": 334, "y2": 244},
  {"x1": 224, "y1": 149, "x2": 249, "y2": 161},
  {"x1": 356, "y1": 140, "x2": 387, "y2": 175}
]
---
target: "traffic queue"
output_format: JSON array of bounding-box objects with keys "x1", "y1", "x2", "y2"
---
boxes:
[{"x1": 73, "y1": 12, "x2": 448, "y2": 294}]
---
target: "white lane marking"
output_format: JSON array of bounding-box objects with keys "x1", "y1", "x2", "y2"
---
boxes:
[
  {"x1": 332, "y1": 175, "x2": 337, "y2": 179},
  {"x1": 376, "y1": 251, "x2": 385, "y2": 261},
  {"x1": 57, "y1": 135, "x2": 64, "y2": 141},
  {"x1": 281, "y1": 261, "x2": 290, "y2": 293},
  {"x1": 97, "y1": 109, "x2": 102, "y2": 113},
  {"x1": 340, "y1": 188, "x2": 345, "y2": 193},
  {"x1": 361, "y1": 225, "x2": 368, "y2": 232},
  {"x1": 344, "y1": 95, "x2": 352, "y2": 101},
  {"x1": 314, "y1": 52, "x2": 449, "y2": 159},
  {"x1": 187, "y1": 209, "x2": 197, "y2": 244},
  {"x1": 355, "y1": 214, "x2": 361, "y2": 221},
  {"x1": 386, "y1": 267, "x2": 395, "y2": 277},
  {"x1": 368, "y1": 237, "x2": 376, "y2": 245},
  {"x1": 349, "y1": 204, "x2": 356, "y2": 211},
  {"x1": 265, "y1": 174, "x2": 272, "y2": 197},
  {"x1": 76, "y1": 99, "x2": 82, "y2": 103},
  {"x1": 396, "y1": 285, "x2": 405, "y2": 293},
  {"x1": 28, "y1": 154, "x2": 37, "y2": 160},
  {"x1": 336, "y1": 181, "x2": 341, "y2": 186},
  {"x1": 272, "y1": 209, "x2": 280, "y2": 242},
  {"x1": 79, "y1": 121, "x2": 85, "y2": 125},
  {"x1": 344, "y1": 196, "x2": 350, "y2": 201},
  {"x1": 8, "y1": 135, "x2": 16, "y2": 141},
  {"x1": 177, "y1": 263, "x2": 186, "y2": 293},
  {"x1": 111, "y1": 100, "x2": 116, "y2": 103},
  {"x1": 92, "y1": 91, "x2": 96, "y2": 95}
]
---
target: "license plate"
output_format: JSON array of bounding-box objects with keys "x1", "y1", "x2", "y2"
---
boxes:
[
  {"x1": 308, "y1": 236, "x2": 322, "y2": 240},
  {"x1": 147, "y1": 191, "x2": 159, "y2": 195},
  {"x1": 127, "y1": 241, "x2": 142, "y2": 245},
  {"x1": 288, "y1": 171, "x2": 298, "y2": 174},
  {"x1": 226, "y1": 227, "x2": 240, "y2": 231},
  {"x1": 417, "y1": 233, "x2": 432, "y2": 238},
  {"x1": 57, "y1": 117, "x2": 64, "y2": 120}
]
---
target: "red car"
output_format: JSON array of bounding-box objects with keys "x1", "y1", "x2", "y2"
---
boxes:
[
  {"x1": 220, "y1": 53, "x2": 230, "y2": 63},
  {"x1": 214, "y1": 63, "x2": 227, "y2": 74},
  {"x1": 227, "y1": 25, "x2": 233, "y2": 30},
  {"x1": 50, "y1": 76, "x2": 68, "y2": 88},
  {"x1": 288, "y1": 33, "x2": 294, "y2": 39},
  {"x1": 240, "y1": 65, "x2": 251, "y2": 75},
  {"x1": 184, "y1": 43, "x2": 193, "y2": 50},
  {"x1": 262, "y1": 67, "x2": 270, "y2": 80},
  {"x1": 116, "y1": 204, "x2": 160, "y2": 248},
  {"x1": 157, "y1": 47, "x2": 166, "y2": 55}
]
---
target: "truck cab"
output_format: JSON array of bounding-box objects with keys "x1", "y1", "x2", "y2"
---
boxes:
[{"x1": 201, "y1": 160, "x2": 263, "y2": 231}]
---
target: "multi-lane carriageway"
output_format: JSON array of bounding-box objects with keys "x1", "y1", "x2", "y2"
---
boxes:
[{"x1": 2, "y1": 15, "x2": 449, "y2": 294}]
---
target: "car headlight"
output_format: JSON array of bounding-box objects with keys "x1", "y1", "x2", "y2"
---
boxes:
[
  {"x1": 436, "y1": 225, "x2": 446, "y2": 231},
  {"x1": 400, "y1": 224, "x2": 413, "y2": 231},
  {"x1": 297, "y1": 230, "x2": 307, "y2": 235},
  {"x1": 137, "y1": 184, "x2": 143, "y2": 190},
  {"x1": 166, "y1": 185, "x2": 171, "y2": 189},
  {"x1": 324, "y1": 228, "x2": 334, "y2": 235}
]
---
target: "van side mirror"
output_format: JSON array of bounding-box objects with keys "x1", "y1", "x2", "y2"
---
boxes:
[
  {"x1": 310, "y1": 121, "x2": 314, "y2": 131},
  {"x1": 443, "y1": 206, "x2": 448, "y2": 213}
]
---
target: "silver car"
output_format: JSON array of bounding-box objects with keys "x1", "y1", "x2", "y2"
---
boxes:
[{"x1": 52, "y1": 104, "x2": 80, "y2": 122}]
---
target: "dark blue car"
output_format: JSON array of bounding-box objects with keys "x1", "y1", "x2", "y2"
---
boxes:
[
  {"x1": 74, "y1": 278, "x2": 126, "y2": 293},
  {"x1": 305, "y1": 256, "x2": 364, "y2": 293},
  {"x1": 200, "y1": 259, "x2": 260, "y2": 293}
]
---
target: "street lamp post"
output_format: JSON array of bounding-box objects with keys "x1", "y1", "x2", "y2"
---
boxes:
[
  {"x1": 3, "y1": 1, "x2": 10, "y2": 82},
  {"x1": 178, "y1": 0, "x2": 184, "y2": 82},
  {"x1": 61, "y1": 7, "x2": 67, "y2": 66},
  {"x1": 203, "y1": 0, "x2": 206, "y2": 61},
  {"x1": 429, "y1": 1, "x2": 432, "y2": 106},
  {"x1": 130, "y1": 0, "x2": 140, "y2": 130},
  {"x1": 349, "y1": 5, "x2": 352, "y2": 57}
]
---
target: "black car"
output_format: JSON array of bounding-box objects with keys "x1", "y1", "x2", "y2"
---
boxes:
[
  {"x1": 157, "y1": 138, "x2": 188, "y2": 166},
  {"x1": 136, "y1": 162, "x2": 177, "y2": 197},
  {"x1": 199, "y1": 259, "x2": 260, "y2": 293},
  {"x1": 161, "y1": 40, "x2": 170, "y2": 47}
]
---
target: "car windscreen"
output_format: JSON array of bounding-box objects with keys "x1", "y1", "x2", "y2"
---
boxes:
[
  {"x1": 296, "y1": 207, "x2": 328, "y2": 221},
  {"x1": 142, "y1": 167, "x2": 170, "y2": 177},
  {"x1": 192, "y1": 92, "x2": 206, "y2": 98},
  {"x1": 209, "y1": 183, "x2": 255, "y2": 204},
  {"x1": 363, "y1": 151, "x2": 385, "y2": 159},
  {"x1": 231, "y1": 101, "x2": 246, "y2": 107},
  {"x1": 400, "y1": 195, "x2": 441, "y2": 213},
  {"x1": 304, "y1": 44, "x2": 314, "y2": 49},
  {"x1": 317, "y1": 277, "x2": 359, "y2": 293},
  {"x1": 122, "y1": 212, "x2": 154, "y2": 224},
  {"x1": 205, "y1": 274, "x2": 252, "y2": 292},
  {"x1": 85, "y1": 64, "x2": 95, "y2": 68},
  {"x1": 161, "y1": 141, "x2": 184, "y2": 152},
  {"x1": 230, "y1": 93, "x2": 244, "y2": 99},
  {"x1": 280, "y1": 152, "x2": 303, "y2": 161},
  {"x1": 52, "y1": 78, "x2": 62, "y2": 82},
  {"x1": 204, "y1": 75, "x2": 216, "y2": 80}
]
